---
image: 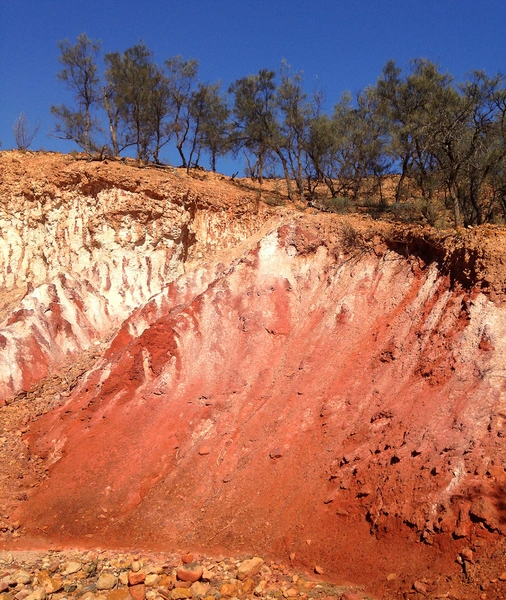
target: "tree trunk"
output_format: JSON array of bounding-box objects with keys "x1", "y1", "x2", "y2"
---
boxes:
[
  {"x1": 449, "y1": 187, "x2": 462, "y2": 227},
  {"x1": 258, "y1": 152, "x2": 264, "y2": 185},
  {"x1": 395, "y1": 156, "x2": 410, "y2": 204},
  {"x1": 84, "y1": 106, "x2": 91, "y2": 154},
  {"x1": 177, "y1": 144, "x2": 187, "y2": 168},
  {"x1": 276, "y1": 150, "x2": 295, "y2": 201}
]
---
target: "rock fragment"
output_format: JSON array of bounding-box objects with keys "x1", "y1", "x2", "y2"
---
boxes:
[
  {"x1": 129, "y1": 583, "x2": 145, "y2": 600},
  {"x1": 131, "y1": 562, "x2": 142, "y2": 573},
  {"x1": 413, "y1": 580, "x2": 428, "y2": 593},
  {"x1": 461, "y1": 548, "x2": 473, "y2": 562},
  {"x1": 170, "y1": 589, "x2": 191, "y2": 599},
  {"x1": 176, "y1": 564, "x2": 203, "y2": 583},
  {"x1": 97, "y1": 573, "x2": 117, "y2": 590},
  {"x1": 144, "y1": 574, "x2": 160, "y2": 587},
  {"x1": 219, "y1": 581, "x2": 238, "y2": 596},
  {"x1": 189, "y1": 581, "x2": 209, "y2": 597},
  {"x1": 64, "y1": 562, "x2": 82, "y2": 576},
  {"x1": 107, "y1": 589, "x2": 130, "y2": 600},
  {"x1": 36, "y1": 571, "x2": 62, "y2": 594},
  {"x1": 237, "y1": 557, "x2": 264, "y2": 581},
  {"x1": 12, "y1": 571, "x2": 32, "y2": 585},
  {"x1": 25, "y1": 589, "x2": 46, "y2": 600},
  {"x1": 128, "y1": 572, "x2": 146, "y2": 586}
]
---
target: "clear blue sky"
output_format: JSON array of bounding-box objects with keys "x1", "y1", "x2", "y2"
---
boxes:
[{"x1": 1, "y1": 0, "x2": 505, "y2": 174}]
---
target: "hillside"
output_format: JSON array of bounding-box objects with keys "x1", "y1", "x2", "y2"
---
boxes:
[{"x1": 2, "y1": 151, "x2": 506, "y2": 599}]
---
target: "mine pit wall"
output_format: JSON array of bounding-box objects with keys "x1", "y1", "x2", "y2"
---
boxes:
[
  {"x1": 0, "y1": 153, "x2": 270, "y2": 400},
  {"x1": 14, "y1": 222, "x2": 506, "y2": 589}
]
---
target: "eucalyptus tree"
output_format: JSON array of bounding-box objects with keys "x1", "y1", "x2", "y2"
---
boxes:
[{"x1": 51, "y1": 33, "x2": 102, "y2": 153}]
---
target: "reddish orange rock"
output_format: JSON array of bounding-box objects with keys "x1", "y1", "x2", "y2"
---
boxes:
[
  {"x1": 220, "y1": 582, "x2": 238, "y2": 597},
  {"x1": 341, "y1": 592, "x2": 363, "y2": 600},
  {"x1": 461, "y1": 548, "x2": 473, "y2": 562},
  {"x1": 129, "y1": 583, "x2": 145, "y2": 600},
  {"x1": 128, "y1": 572, "x2": 146, "y2": 586},
  {"x1": 107, "y1": 590, "x2": 130, "y2": 600},
  {"x1": 176, "y1": 563, "x2": 203, "y2": 583},
  {"x1": 181, "y1": 553, "x2": 194, "y2": 565}
]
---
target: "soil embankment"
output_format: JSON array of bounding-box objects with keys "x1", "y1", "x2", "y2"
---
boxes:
[{"x1": 2, "y1": 152, "x2": 506, "y2": 599}]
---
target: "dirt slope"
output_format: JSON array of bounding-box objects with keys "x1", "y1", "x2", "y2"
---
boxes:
[{"x1": 2, "y1": 152, "x2": 506, "y2": 599}]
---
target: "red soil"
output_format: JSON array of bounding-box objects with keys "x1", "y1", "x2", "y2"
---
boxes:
[{"x1": 3, "y1": 153, "x2": 506, "y2": 598}]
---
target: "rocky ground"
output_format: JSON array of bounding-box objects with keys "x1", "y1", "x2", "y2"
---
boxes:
[{"x1": 0, "y1": 551, "x2": 370, "y2": 600}]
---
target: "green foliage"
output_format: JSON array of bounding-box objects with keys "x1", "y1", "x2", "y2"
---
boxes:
[
  {"x1": 339, "y1": 222, "x2": 365, "y2": 253},
  {"x1": 165, "y1": 55, "x2": 199, "y2": 167},
  {"x1": 320, "y1": 196, "x2": 353, "y2": 214},
  {"x1": 104, "y1": 42, "x2": 160, "y2": 161},
  {"x1": 229, "y1": 69, "x2": 278, "y2": 185},
  {"x1": 50, "y1": 34, "x2": 506, "y2": 226},
  {"x1": 51, "y1": 33, "x2": 102, "y2": 153},
  {"x1": 188, "y1": 82, "x2": 230, "y2": 172}
]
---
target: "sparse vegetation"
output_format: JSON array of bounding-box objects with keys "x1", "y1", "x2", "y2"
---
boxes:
[
  {"x1": 12, "y1": 113, "x2": 40, "y2": 151},
  {"x1": 50, "y1": 34, "x2": 506, "y2": 227}
]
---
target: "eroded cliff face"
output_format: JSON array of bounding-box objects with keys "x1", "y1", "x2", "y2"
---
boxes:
[
  {"x1": 0, "y1": 152, "x2": 269, "y2": 399},
  {"x1": 2, "y1": 152, "x2": 506, "y2": 598}
]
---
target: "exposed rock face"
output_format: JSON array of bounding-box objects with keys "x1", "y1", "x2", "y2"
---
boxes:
[
  {"x1": 0, "y1": 152, "x2": 268, "y2": 399},
  {"x1": 3, "y1": 152, "x2": 506, "y2": 597}
]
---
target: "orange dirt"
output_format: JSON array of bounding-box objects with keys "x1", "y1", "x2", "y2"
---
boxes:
[{"x1": 2, "y1": 152, "x2": 506, "y2": 599}]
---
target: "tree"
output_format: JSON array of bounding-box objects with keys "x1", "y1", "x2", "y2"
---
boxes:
[
  {"x1": 148, "y1": 66, "x2": 172, "y2": 163},
  {"x1": 165, "y1": 56, "x2": 199, "y2": 167},
  {"x1": 13, "y1": 113, "x2": 40, "y2": 150},
  {"x1": 276, "y1": 62, "x2": 311, "y2": 197},
  {"x1": 104, "y1": 42, "x2": 158, "y2": 161},
  {"x1": 305, "y1": 111, "x2": 336, "y2": 196},
  {"x1": 329, "y1": 88, "x2": 390, "y2": 201},
  {"x1": 375, "y1": 59, "x2": 454, "y2": 204},
  {"x1": 229, "y1": 69, "x2": 280, "y2": 187},
  {"x1": 429, "y1": 71, "x2": 506, "y2": 225},
  {"x1": 198, "y1": 83, "x2": 230, "y2": 172},
  {"x1": 186, "y1": 82, "x2": 230, "y2": 172},
  {"x1": 51, "y1": 33, "x2": 102, "y2": 153},
  {"x1": 304, "y1": 89, "x2": 389, "y2": 201}
]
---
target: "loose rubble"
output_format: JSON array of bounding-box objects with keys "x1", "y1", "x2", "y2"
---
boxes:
[{"x1": 0, "y1": 552, "x2": 370, "y2": 600}]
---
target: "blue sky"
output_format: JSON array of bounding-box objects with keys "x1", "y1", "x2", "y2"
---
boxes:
[{"x1": 0, "y1": 0, "x2": 505, "y2": 174}]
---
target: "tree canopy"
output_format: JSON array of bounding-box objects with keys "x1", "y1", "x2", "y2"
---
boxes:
[{"x1": 51, "y1": 34, "x2": 506, "y2": 226}]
